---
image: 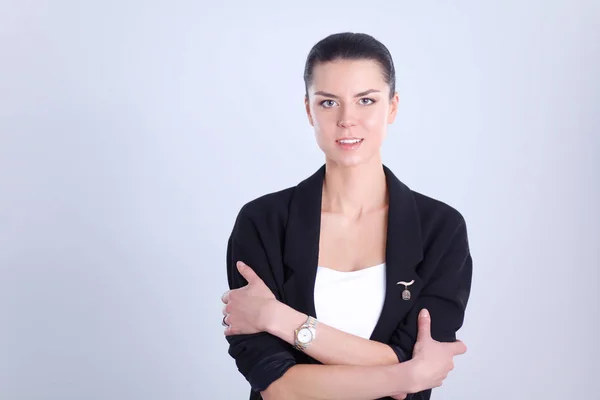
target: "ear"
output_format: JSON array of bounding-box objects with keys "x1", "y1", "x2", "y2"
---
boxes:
[
  {"x1": 305, "y1": 95, "x2": 314, "y2": 126},
  {"x1": 387, "y1": 92, "x2": 399, "y2": 124}
]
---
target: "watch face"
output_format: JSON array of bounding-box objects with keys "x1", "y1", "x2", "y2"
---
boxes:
[{"x1": 297, "y1": 327, "x2": 313, "y2": 344}]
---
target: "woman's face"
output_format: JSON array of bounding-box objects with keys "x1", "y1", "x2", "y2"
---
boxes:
[{"x1": 305, "y1": 59, "x2": 399, "y2": 168}]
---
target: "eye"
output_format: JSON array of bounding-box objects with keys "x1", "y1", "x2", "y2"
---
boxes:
[
  {"x1": 319, "y1": 100, "x2": 338, "y2": 108},
  {"x1": 359, "y1": 98, "x2": 376, "y2": 105}
]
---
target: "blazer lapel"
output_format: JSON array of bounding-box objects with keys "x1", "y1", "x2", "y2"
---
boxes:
[
  {"x1": 370, "y1": 165, "x2": 424, "y2": 341},
  {"x1": 281, "y1": 165, "x2": 325, "y2": 317},
  {"x1": 281, "y1": 164, "x2": 424, "y2": 342}
]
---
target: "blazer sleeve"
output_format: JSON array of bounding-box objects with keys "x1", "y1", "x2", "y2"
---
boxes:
[
  {"x1": 389, "y1": 215, "x2": 473, "y2": 399},
  {"x1": 224, "y1": 210, "x2": 297, "y2": 393}
]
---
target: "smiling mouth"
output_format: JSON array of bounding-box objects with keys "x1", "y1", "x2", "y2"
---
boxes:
[
  {"x1": 336, "y1": 138, "x2": 364, "y2": 144},
  {"x1": 335, "y1": 138, "x2": 364, "y2": 150}
]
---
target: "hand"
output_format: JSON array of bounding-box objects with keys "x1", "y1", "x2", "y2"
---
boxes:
[
  {"x1": 221, "y1": 261, "x2": 278, "y2": 336},
  {"x1": 407, "y1": 308, "x2": 467, "y2": 393}
]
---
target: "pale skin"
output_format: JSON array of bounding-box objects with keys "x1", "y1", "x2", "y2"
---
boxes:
[{"x1": 222, "y1": 59, "x2": 467, "y2": 399}]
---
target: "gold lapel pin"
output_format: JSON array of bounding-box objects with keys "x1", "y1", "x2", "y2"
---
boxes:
[{"x1": 396, "y1": 280, "x2": 415, "y2": 300}]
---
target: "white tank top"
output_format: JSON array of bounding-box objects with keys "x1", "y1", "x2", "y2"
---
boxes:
[{"x1": 313, "y1": 263, "x2": 386, "y2": 340}]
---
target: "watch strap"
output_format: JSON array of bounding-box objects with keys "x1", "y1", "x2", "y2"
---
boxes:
[{"x1": 293, "y1": 316, "x2": 317, "y2": 351}]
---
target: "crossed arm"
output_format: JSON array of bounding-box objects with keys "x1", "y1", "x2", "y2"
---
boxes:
[
  {"x1": 224, "y1": 249, "x2": 413, "y2": 400},
  {"x1": 223, "y1": 214, "x2": 471, "y2": 400},
  {"x1": 265, "y1": 299, "x2": 400, "y2": 366},
  {"x1": 259, "y1": 306, "x2": 409, "y2": 399}
]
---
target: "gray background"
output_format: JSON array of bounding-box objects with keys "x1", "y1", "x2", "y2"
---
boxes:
[{"x1": 1, "y1": 1, "x2": 599, "y2": 399}]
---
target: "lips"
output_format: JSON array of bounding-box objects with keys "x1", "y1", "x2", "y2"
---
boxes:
[
  {"x1": 336, "y1": 138, "x2": 364, "y2": 150},
  {"x1": 336, "y1": 138, "x2": 364, "y2": 144}
]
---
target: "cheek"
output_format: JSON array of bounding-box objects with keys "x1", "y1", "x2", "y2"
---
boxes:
[
  {"x1": 360, "y1": 110, "x2": 388, "y2": 133},
  {"x1": 313, "y1": 112, "x2": 337, "y2": 136}
]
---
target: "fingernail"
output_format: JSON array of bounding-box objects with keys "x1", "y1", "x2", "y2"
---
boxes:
[{"x1": 420, "y1": 309, "x2": 429, "y2": 318}]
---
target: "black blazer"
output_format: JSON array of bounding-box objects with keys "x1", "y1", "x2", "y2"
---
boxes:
[{"x1": 225, "y1": 164, "x2": 472, "y2": 400}]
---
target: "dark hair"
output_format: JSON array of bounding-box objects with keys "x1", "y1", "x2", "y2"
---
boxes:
[{"x1": 303, "y1": 32, "x2": 396, "y2": 99}]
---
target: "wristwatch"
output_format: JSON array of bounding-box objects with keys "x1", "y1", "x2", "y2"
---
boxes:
[{"x1": 294, "y1": 315, "x2": 317, "y2": 351}]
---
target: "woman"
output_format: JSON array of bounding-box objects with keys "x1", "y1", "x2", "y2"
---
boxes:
[{"x1": 221, "y1": 32, "x2": 472, "y2": 400}]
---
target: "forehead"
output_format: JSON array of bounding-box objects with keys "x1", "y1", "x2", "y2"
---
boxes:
[{"x1": 309, "y1": 59, "x2": 387, "y2": 93}]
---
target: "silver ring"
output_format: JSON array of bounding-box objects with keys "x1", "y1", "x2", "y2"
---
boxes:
[{"x1": 222, "y1": 315, "x2": 229, "y2": 327}]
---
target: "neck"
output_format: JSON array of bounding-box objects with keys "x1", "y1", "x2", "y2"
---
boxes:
[{"x1": 321, "y1": 158, "x2": 388, "y2": 217}]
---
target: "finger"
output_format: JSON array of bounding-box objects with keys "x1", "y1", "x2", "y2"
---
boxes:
[
  {"x1": 416, "y1": 308, "x2": 432, "y2": 341},
  {"x1": 222, "y1": 304, "x2": 228, "y2": 316},
  {"x1": 237, "y1": 261, "x2": 260, "y2": 283},
  {"x1": 221, "y1": 290, "x2": 230, "y2": 304},
  {"x1": 224, "y1": 320, "x2": 236, "y2": 336},
  {"x1": 451, "y1": 339, "x2": 468, "y2": 355}
]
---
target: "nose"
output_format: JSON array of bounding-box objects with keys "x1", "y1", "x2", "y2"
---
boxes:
[
  {"x1": 337, "y1": 108, "x2": 357, "y2": 128},
  {"x1": 337, "y1": 119, "x2": 357, "y2": 128}
]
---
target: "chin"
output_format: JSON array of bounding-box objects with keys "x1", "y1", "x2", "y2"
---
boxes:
[
  {"x1": 327, "y1": 154, "x2": 369, "y2": 168},
  {"x1": 319, "y1": 139, "x2": 381, "y2": 168}
]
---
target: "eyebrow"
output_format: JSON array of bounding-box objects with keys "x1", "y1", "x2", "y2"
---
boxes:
[{"x1": 313, "y1": 89, "x2": 381, "y2": 98}]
